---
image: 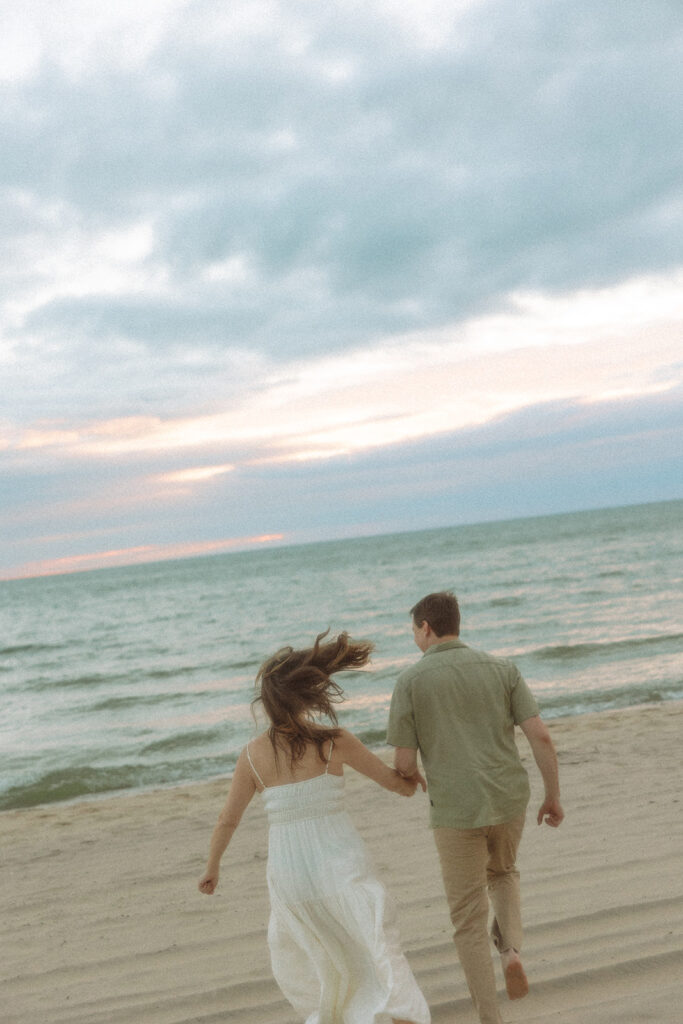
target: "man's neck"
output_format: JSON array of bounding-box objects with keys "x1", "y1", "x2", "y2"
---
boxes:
[{"x1": 424, "y1": 633, "x2": 459, "y2": 650}]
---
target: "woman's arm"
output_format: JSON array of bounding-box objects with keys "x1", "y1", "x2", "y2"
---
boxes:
[
  {"x1": 335, "y1": 729, "x2": 424, "y2": 796},
  {"x1": 198, "y1": 749, "x2": 257, "y2": 894}
]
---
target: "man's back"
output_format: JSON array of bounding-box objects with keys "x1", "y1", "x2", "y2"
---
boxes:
[{"x1": 388, "y1": 639, "x2": 538, "y2": 828}]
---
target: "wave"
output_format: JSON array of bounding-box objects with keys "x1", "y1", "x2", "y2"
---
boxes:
[
  {"x1": 91, "y1": 692, "x2": 184, "y2": 711},
  {"x1": 1, "y1": 642, "x2": 68, "y2": 656},
  {"x1": 0, "y1": 753, "x2": 235, "y2": 811},
  {"x1": 146, "y1": 665, "x2": 206, "y2": 680},
  {"x1": 0, "y1": 764, "x2": 150, "y2": 811},
  {"x1": 539, "y1": 680, "x2": 683, "y2": 719},
  {"x1": 354, "y1": 727, "x2": 390, "y2": 748},
  {"x1": 22, "y1": 671, "x2": 134, "y2": 692},
  {"x1": 146, "y1": 657, "x2": 257, "y2": 679},
  {"x1": 140, "y1": 728, "x2": 225, "y2": 755},
  {"x1": 530, "y1": 632, "x2": 683, "y2": 663}
]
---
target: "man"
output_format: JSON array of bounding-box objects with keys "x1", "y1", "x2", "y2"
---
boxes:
[{"x1": 387, "y1": 591, "x2": 564, "y2": 1024}]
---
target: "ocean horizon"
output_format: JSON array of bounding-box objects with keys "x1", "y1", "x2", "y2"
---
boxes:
[{"x1": 2, "y1": 498, "x2": 681, "y2": 811}]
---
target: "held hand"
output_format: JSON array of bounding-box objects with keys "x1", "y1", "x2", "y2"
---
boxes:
[
  {"x1": 392, "y1": 772, "x2": 416, "y2": 796},
  {"x1": 198, "y1": 871, "x2": 219, "y2": 894},
  {"x1": 537, "y1": 797, "x2": 564, "y2": 827},
  {"x1": 394, "y1": 768, "x2": 427, "y2": 794}
]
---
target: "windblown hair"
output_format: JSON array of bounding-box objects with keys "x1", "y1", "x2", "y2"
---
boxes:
[
  {"x1": 410, "y1": 590, "x2": 460, "y2": 637},
  {"x1": 253, "y1": 630, "x2": 374, "y2": 767}
]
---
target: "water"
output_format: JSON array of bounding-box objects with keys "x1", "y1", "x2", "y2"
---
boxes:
[{"x1": 1, "y1": 500, "x2": 681, "y2": 811}]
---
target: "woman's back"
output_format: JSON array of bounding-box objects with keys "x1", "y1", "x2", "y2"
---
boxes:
[
  {"x1": 248, "y1": 732, "x2": 346, "y2": 831},
  {"x1": 246, "y1": 731, "x2": 342, "y2": 789}
]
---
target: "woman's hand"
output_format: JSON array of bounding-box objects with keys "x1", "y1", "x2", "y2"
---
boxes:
[
  {"x1": 198, "y1": 870, "x2": 219, "y2": 894},
  {"x1": 395, "y1": 767, "x2": 427, "y2": 793}
]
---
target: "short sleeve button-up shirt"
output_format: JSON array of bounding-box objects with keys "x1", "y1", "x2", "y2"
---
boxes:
[{"x1": 387, "y1": 640, "x2": 539, "y2": 828}]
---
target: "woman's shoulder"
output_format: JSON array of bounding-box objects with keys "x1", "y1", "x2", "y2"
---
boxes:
[
  {"x1": 238, "y1": 733, "x2": 274, "y2": 786},
  {"x1": 249, "y1": 730, "x2": 271, "y2": 743},
  {"x1": 243, "y1": 732, "x2": 271, "y2": 755}
]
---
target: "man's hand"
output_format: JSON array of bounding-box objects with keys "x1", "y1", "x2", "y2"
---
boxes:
[
  {"x1": 520, "y1": 717, "x2": 563, "y2": 828},
  {"x1": 537, "y1": 796, "x2": 564, "y2": 827},
  {"x1": 393, "y1": 747, "x2": 427, "y2": 791},
  {"x1": 392, "y1": 770, "x2": 419, "y2": 796}
]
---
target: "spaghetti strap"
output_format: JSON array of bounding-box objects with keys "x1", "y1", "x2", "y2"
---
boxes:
[
  {"x1": 246, "y1": 743, "x2": 266, "y2": 790},
  {"x1": 324, "y1": 738, "x2": 334, "y2": 774}
]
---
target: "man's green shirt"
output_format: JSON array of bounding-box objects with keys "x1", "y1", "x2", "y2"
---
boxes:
[{"x1": 387, "y1": 640, "x2": 539, "y2": 828}]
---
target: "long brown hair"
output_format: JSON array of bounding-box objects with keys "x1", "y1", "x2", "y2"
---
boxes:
[{"x1": 253, "y1": 630, "x2": 374, "y2": 766}]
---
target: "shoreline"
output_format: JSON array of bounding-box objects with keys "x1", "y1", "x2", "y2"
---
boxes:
[
  {"x1": 3, "y1": 698, "x2": 682, "y2": 817},
  {"x1": 3, "y1": 700, "x2": 683, "y2": 1023}
]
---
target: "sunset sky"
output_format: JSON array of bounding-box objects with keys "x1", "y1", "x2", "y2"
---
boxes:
[{"x1": 1, "y1": 0, "x2": 682, "y2": 579}]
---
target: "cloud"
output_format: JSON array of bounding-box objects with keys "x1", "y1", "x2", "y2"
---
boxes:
[
  {"x1": 5, "y1": 532, "x2": 284, "y2": 580},
  {"x1": 1, "y1": 270, "x2": 681, "y2": 579},
  {"x1": 1, "y1": 1, "x2": 682, "y2": 576},
  {"x1": 2, "y1": 2, "x2": 682, "y2": 406},
  {"x1": 156, "y1": 464, "x2": 235, "y2": 485},
  {"x1": 5, "y1": 374, "x2": 680, "y2": 580},
  {"x1": 4, "y1": 269, "x2": 681, "y2": 464}
]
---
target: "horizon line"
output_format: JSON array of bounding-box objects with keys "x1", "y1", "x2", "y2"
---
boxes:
[{"x1": 2, "y1": 496, "x2": 680, "y2": 583}]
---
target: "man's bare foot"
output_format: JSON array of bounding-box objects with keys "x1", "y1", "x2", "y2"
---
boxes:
[{"x1": 500, "y1": 948, "x2": 529, "y2": 1000}]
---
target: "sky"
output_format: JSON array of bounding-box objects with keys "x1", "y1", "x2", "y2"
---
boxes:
[{"x1": 1, "y1": 0, "x2": 682, "y2": 580}]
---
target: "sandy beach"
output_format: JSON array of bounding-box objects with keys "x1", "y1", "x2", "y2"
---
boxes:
[{"x1": 3, "y1": 702, "x2": 682, "y2": 1024}]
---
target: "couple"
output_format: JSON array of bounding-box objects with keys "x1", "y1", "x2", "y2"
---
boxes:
[{"x1": 198, "y1": 591, "x2": 564, "y2": 1024}]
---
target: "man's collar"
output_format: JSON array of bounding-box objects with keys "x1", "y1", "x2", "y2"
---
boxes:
[{"x1": 424, "y1": 639, "x2": 467, "y2": 656}]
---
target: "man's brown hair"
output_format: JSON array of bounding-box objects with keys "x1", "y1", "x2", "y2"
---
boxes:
[{"x1": 410, "y1": 591, "x2": 460, "y2": 637}]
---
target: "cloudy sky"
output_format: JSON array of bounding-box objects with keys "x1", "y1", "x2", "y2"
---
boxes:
[{"x1": 1, "y1": 0, "x2": 682, "y2": 579}]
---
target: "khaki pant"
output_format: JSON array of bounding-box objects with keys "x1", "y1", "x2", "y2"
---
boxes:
[{"x1": 433, "y1": 816, "x2": 526, "y2": 1024}]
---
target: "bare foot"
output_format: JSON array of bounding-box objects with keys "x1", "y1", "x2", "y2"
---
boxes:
[{"x1": 500, "y1": 948, "x2": 529, "y2": 1000}]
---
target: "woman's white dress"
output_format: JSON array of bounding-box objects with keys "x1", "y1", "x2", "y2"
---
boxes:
[{"x1": 247, "y1": 744, "x2": 430, "y2": 1024}]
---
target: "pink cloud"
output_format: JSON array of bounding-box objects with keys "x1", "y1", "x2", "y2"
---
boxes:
[{"x1": 2, "y1": 533, "x2": 285, "y2": 581}]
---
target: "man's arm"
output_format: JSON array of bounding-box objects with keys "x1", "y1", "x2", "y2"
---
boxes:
[
  {"x1": 519, "y1": 715, "x2": 564, "y2": 827},
  {"x1": 393, "y1": 746, "x2": 427, "y2": 791}
]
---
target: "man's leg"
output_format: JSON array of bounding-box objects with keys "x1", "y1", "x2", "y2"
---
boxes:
[
  {"x1": 486, "y1": 815, "x2": 528, "y2": 999},
  {"x1": 433, "y1": 827, "x2": 503, "y2": 1024}
]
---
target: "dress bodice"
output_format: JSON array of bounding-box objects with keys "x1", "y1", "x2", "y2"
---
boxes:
[{"x1": 261, "y1": 773, "x2": 346, "y2": 826}]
